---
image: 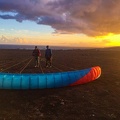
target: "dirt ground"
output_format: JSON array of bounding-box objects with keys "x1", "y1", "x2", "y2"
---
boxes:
[{"x1": 0, "y1": 48, "x2": 120, "y2": 120}]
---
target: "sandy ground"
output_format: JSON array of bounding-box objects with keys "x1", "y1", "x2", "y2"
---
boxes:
[{"x1": 0, "y1": 48, "x2": 120, "y2": 120}]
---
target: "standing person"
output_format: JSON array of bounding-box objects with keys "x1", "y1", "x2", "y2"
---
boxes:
[
  {"x1": 32, "y1": 46, "x2": 41, "y2": 67},
  {"x1": 45, "y1": 45, "x2": 52, "y2": 67}
]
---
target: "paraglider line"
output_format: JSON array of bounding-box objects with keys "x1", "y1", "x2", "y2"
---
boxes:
[
  {"x1": 20, "y1": 58, "x2": 33, "y2": 73},
  {"x1": 0, "y1": 57, "x2": 31, "y2": 72}
]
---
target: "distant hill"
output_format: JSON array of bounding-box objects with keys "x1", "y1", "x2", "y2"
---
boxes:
[
  {"x1": 0, "y1": 44, "x2": 119, "y2": 50},
  {"x1": 100, "y1": 46, "x2": 120, "y2": 51}
]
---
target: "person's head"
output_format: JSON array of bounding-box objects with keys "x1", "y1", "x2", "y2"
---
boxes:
[
  {"x1": 46, "y1": 45, "x2": 49, "y2": 49},
  {"x1": 35, "y1": 46, "x2": 37, "y2": 49}
]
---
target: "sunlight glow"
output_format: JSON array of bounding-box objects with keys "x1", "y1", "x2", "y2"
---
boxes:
[{"x1": 96, "y1": 33, "x2": 120, "y2": 47}]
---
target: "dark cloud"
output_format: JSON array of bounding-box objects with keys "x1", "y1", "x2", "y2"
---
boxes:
[
  {"x1": 0, "y1": 14, "x2": 15, "y2": 19},
  {"x1": 0, "y1": 0, "x2": 120, "y2": 36}
]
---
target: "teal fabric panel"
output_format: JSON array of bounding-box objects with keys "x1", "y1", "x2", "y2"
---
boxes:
[
  {"x1": 2, "y1": 75, "x2": 12, "y2": 89},
  {"x1": 21, "y1": 75, "x2": 30, "y2": 89},
  {"x1": 12, "y1": 75, "x2": 21, "y2": 89},
  {"x1": 54, "y1": 73, "x2": 63, "y2": 88},
  {"x1": 0, "y1": 74, "x2": 4, "y2": 88},
  {"x1": 46, "y1": 74, "x2": 55, "y2": 88},
  {"x1": 38, "y1": 74, "x2": 47, "y2": 89},
  {"x1": 30, "y1": 75, "x2": 39, "y2": 89}
]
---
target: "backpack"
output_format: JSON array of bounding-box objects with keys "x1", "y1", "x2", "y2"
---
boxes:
[{"x1": 32, "y1": 49, "x2": 40, "y2": 56}]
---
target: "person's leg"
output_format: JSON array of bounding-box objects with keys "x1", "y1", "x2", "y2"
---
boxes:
[
  {"x1": 35, "y1": 57, "x2": 37, "y2": 67},
  {"x1": 50, "y1": 57, "x2": 52, "y2": 66},
  {"x1": 46, "y1": 58, "x2": 48, "y2": 67},
  {"x1": 47, "y1": 57, "x2": 52, "y2": 67},
  {"x1": 37, "y1": 56, "x2": 40, "y2": 67}
]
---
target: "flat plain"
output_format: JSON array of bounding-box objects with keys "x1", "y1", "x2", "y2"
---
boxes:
[{"x1": 0, "y1": 48, "x2": 120, "y2": 120}]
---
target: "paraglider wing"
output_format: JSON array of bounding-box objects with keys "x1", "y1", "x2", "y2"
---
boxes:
[{"x1": 0, "y1": 66, "x2": 101, "y2": 89}]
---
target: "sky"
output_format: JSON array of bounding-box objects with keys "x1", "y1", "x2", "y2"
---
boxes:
[{"x1": 0, "y1": 0, "x2": 120, "y2": 48}]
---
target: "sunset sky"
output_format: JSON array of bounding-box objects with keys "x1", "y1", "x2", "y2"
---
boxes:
[{"x1": 0, "y1": 0, "x2": 120, "y2": 48}]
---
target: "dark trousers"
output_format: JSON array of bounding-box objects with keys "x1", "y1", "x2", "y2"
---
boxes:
[{"x1": 46, "y1": 57, "x2": 52, "y2": 66}]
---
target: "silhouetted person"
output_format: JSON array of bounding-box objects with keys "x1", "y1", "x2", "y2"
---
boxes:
[
  {"x1": 32, "y1": 46, "x2": 41, "y2": 67},
  {"x1": 45, "y1": 45, "x2": 52, "y2": 67}
]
